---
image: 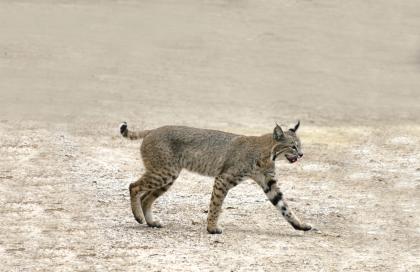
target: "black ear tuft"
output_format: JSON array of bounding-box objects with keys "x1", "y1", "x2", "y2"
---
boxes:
[
  {"x1": 290, "y1": 120, "x2": 300, "y2": 133},
  {"x1": 273, "y1": 123, "x2": 284, "y2": 141}
]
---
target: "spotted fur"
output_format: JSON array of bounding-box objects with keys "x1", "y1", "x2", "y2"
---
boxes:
[{"x1": 120, "y1": 121, "x2": 312, "y2": 234}]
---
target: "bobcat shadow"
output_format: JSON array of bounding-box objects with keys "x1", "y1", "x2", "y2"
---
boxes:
[
  {"x1": 224, "y1": 225, "x2": 309, "y2": 238},
  {"x1": 125, "y1": 222, "x2": 318, "y2": 238}
]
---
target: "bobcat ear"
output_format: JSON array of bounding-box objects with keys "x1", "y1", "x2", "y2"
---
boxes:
[
  {"x1": 273, "y1": 123, "x2": 284, "y2": 141},
  {"x1": 290, "y1": 120, "x2": 300, "y2": 133}
]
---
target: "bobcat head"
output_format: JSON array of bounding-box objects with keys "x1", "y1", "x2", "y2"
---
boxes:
[{"x1": 271, "y1": 121, "x2": 303, "y2": 163}]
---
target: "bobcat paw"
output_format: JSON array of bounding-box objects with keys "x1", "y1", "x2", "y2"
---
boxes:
[
  {"x1": 207, "y1": 226, "x2": 223, "y2": 234},
  {"x1": 147, "y1": 221, "x2": 162, "y2": 228},
  {"x1": 134, "y1": 216, "x2": 144, "y2": 224},
  {"x1": 300, "y1": 223, "x2": 312, "y2": 231},
  {"x1": 292, "y1": 222, "x2": 312, "y2": 231}
]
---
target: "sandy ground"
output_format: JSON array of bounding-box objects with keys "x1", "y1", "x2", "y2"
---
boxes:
[{"x1": 1, "y1": 0, "x2": 420, "y2": 271}]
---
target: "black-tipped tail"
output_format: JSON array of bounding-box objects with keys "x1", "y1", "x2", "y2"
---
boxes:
[
  {"x1": 119, "y1": 122, "x2": 151, "y2": 140},
  {"x1": 120, "y1": 121, "x2": 128, "y2": 137}
]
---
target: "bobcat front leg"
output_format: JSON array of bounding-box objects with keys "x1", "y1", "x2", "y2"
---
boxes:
[
  {"x1": 207, "y1": 174, "x2": 241, "y2": 234},
  {"x1": 259, "y1": 176, "x2": 312, "y2": 231}
]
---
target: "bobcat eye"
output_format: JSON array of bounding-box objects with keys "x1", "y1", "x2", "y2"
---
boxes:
[{"x1": 292, "y1": 146, "x2": 298, "y2": 151}]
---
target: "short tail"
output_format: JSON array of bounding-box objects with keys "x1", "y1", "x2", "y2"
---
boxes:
[{"x1": 119, "y1": 122, "x2": 151, "y2": 140}]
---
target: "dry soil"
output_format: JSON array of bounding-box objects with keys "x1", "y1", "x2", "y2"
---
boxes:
[{"x1": 1, "y1": 1, "x2": 419, "y2": 271}]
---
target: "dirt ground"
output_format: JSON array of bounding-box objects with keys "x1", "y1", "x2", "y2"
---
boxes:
[{"x1": 1, "y1": 1, "x2": 420, "y2": 271}]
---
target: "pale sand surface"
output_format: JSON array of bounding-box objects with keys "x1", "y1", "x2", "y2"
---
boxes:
[{"x1": 1, "y1": 1, "x2": 419, "y2": 271}]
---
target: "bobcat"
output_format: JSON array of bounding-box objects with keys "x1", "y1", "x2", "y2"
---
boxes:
[{"x1": 120, "y1": 121, "x2": 312, "y2": 234}]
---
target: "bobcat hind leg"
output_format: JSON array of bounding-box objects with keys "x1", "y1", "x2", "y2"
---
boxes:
[
  {"x1": 129, "y1": 171, "x2": 173, "y2": 225},
  {"x1": 141, "y1": 181, "x2": 175, "y2": 228}
]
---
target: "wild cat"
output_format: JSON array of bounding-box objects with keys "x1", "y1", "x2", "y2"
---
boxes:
[{"x1": 120, "y1": 121, "x2": 312, "y2": 234}]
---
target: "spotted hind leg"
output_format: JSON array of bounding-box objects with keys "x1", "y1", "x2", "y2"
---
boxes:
[
  {"x1": 129, "y1": 171, "x2": 173, "y2": 225},
  {"x1": 141, "y1": 181, "x2": 174, "y2": 228},
  {"x1": 129, "y1": 182, "x2": 146, "y2": 224}
]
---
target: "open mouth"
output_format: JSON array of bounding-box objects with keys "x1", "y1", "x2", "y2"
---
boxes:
[{"x1": 285, "y1": 155, "x2": 298, "y2": 163}]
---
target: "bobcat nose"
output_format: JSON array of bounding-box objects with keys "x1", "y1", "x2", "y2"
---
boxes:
[{"x1": 298, "y1": 152, "x2": 303, "y2": 158}]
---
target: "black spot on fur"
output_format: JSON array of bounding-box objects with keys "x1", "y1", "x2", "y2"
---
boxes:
[
  {"x1": 264, "y1": 179, "x2": 276, "y2": 193},
  {"x1": 228, "y1": 180, "x2": 238, "y2": 187},
  {"x1": 270, "y1": 192, "x2": 283, "y2": 206}
]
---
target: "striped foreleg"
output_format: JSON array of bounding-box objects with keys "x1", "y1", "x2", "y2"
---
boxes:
[{"x1": 262, "y1": 178, "x2": 312, "y2": 231}]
